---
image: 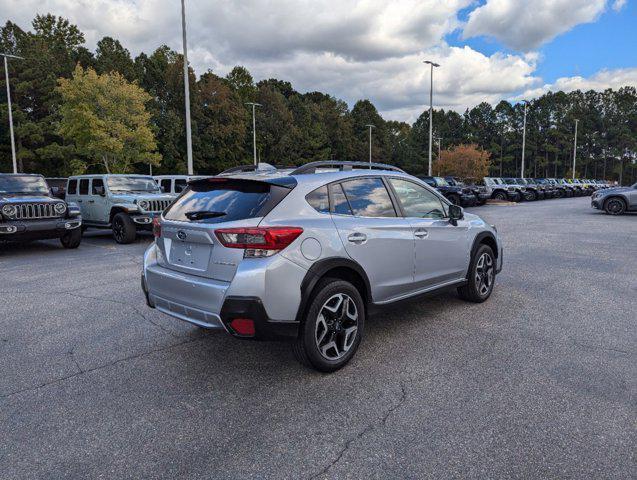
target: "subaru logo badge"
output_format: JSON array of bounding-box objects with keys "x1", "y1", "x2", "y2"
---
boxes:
[{"x1": 177, "y1": 230, "x2": 187, "y2": 240}]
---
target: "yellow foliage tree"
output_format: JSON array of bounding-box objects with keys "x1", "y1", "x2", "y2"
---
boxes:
[
  {"x1": 434, "y1": 144, "x2": 491, "y2": 179},
  {"x1": 57, "y1": 64, "x2": 161, "y2": 173}
]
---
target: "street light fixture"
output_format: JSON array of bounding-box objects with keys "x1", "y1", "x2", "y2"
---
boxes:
[
  {"x1": 1, "y1": 52, "x2": 24, "y2": 174},
  {"x1": 365, "y1": 124, "x2": 375, "y2": 167},
  {"x1": 424, "y1": 60, "x2": 440, "y2": 176},
  {"x1": 572, "y1": 119, "x2": 579, "y2": 179},
  {"x1": 246, "y1": 102, "x2": 262, "y2": 166},
  {"x1": 520, "y1": 100, "x2": 528, "y2": 178},
  {"x1": 180, "y1": 0, "x2": 193, "y2": 175}
]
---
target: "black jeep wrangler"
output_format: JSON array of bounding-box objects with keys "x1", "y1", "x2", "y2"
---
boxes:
[
  {"x1": 0, "y1": 174, "x2": 82, "y2": 248},
  {"x1": 418, "y1": 176, "x2": 477, "y2": 206},
  {"x1": 445, "y1": 176, "x2": 489, "y2": 205}
]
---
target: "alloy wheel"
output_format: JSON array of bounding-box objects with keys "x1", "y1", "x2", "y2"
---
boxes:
[
  {"x1": 475, "y1": 252, "x2": 494, "y2": 297},
  {"x1": 606, "y1": 199, "x2": 625, "y2": 215},
  {"x1": 113, "y1": 218, "x2": 124, "y2": 242},
  {"x1": 315, "y1": 293, "x2": 358, "y2": 360}
]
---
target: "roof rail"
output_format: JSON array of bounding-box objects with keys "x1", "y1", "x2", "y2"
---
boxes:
[{"x1": 290, "y1": 161, "x2": 405, "y2": 175}]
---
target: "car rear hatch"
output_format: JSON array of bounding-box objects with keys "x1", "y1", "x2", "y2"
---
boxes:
[{"x1": 155, "y1": 176, "x2": 295, "y2": 283}]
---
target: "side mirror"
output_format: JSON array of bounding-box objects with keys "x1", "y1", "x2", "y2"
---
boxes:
[
  {"x1": 449, "y1": 204, "x2": 464, "y2": 226},
  {"x1": 95, "y1": 186, "x2": 105, "y2": 196}
]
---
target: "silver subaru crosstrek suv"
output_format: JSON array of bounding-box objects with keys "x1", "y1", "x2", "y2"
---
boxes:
[{"x1": 142, "y1": 161, "x2": 503, "y2": 372}]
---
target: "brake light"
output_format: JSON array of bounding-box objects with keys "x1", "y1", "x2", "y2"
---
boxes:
[
  {"x1": 229, "y1": 318, "x2": 255, "y2": 336},
  {"x1": 152, "y1": 217, "x2": 161, "y2": 238},
  {"x1": 215, "y1": 227, "x2": 303, "y2": 257}
]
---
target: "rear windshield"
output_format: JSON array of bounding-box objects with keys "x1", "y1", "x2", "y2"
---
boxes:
[{"x1": 163, "y1": 178, "x2": 291, "y2": 224}]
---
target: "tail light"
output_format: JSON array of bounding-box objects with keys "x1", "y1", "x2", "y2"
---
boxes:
[
  {"x1": 152, "y1": 217, "x2": 161, "y2": 238},
  {"x1": 215, "y1": 227, "x2": 303, "y2": 258}
]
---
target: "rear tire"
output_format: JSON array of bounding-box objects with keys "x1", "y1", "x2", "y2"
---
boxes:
[
  {"x1": 60, "y1": 228, "x2": 82, "y2": 249},
  {"x1": 493, "y1": 191, "x2": 507, "y2": 201},
  {"x1": 604, "y1": 197, "x2": 626, "y2": 215},
  {"x1": 112, "y1": 212, "x2": 137, "y2": 244},
  {"x1": 458, "y1": 244, "x2": 496, "y2": 303},
  {"x1": 293, "y1": 278, "x2": 364, "y2": 372}
]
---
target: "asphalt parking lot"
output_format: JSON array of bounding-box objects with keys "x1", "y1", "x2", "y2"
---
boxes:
[{"x1": 1, "y1": 197, "x2": 635, "y2": 479}]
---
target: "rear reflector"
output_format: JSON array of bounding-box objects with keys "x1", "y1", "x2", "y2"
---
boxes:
[
  {"x1": 229, "y1": 318, "x2": 255, "y2": 336},
  {"x1": 215, "y1": 227, "x2": 303, "y2": 251}
]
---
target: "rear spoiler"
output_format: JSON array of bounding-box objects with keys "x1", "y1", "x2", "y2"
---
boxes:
[{"x1": 187, "y1": 175, "x2": 297, "y2": 189}]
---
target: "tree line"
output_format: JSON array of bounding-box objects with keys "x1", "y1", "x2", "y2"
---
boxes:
[{"x1": 1, "y1": 14, "x2": 636, "y2": 183}]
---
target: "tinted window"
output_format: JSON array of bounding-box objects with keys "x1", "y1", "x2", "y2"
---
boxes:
[
  {"x1": 160, "y1": 179, "x2": 171, "y2": 192},
  {"x1": 329, "y1": 184, "x2": 352, "y2": 215},
  {"x1": 175, "y1": 179, "x2": 187, "y2": 193},
  {"x1": 67, "y1": 179, "x2": 77, "y2": 195},
  {"x1": 389, "y1": 179, "x2": 446, "y2": 219},
  {"x1": 164, "y1": 179, "x2": 289, "y2": 224},
  {"x1": 0, "y1": 175, "x2": 48, "y2": 194},
  {"x1": 340, "y1": 178, "x2": 396, "y2": 217},
  {"x1": 306, "y1": 186, "x2": 329, "y2": 213},
  {"x1": 79, "y1": 179, "x2": 89, "y2": 195},
  {"x1": 92, "y1": 178, "x2": 104, "y2": 194}
]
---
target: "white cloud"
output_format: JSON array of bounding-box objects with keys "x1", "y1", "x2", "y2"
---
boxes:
[
  {"x1": 612, "y1": 0, "x2": 627, "y2": 11},
  {"x1": 0, "y1": 0, "x2": 632, "y2": 122},
  {"x1": 519, "y1": 67, "x2": 637, "y2": 99},
  {"x1": 463, "y1": 0, "x2": 608, "y2": 51}
]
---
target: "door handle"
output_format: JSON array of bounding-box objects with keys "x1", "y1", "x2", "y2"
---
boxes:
[
  {"x1": 88, "y1": 200, "x2": 95, "y2": 203},
  {"x1": 414, "y1": 229, "x2": 428, "y2": 239},
  {"x1": 347, "y1": 232, "x2": 367, "y2": 244},
  {"x1": 77, "y1": 199, "x2": 83, "y2": 203}
]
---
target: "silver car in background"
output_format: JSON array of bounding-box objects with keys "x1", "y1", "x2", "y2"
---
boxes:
[{"x1": 142, "y1": 162, "x2": 503, "y2": 371}]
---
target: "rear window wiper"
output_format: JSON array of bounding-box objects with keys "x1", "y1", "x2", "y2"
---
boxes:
[{"x1": 184, "y1": 210, "x2": 227, "y2": 220}]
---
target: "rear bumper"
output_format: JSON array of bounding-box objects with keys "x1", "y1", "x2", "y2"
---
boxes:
[
  {"x1": 142, "y1": 243, "x2": 303, "y2": 340},
  {"x1": 0, "y1": 217, "x2": 82, "y2": 241}
]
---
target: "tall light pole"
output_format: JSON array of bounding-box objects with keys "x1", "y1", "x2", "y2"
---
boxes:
[
  {"x1": 246, "y1": 102, "x2": 262, "y2": 166},
  {"x1": 2, "y1": 52, "x2": 23, "y2": 174},
  {"x1": 180, "y1": 0, "x2": 193, "y2": 175},
  {"x1": 572, "y1": 119, "x2": 579, "y2": 179},
  {"x1": 365, "y1": 124, "x2": 375, "y2": 166},
  {"x1": 424, "y1": 60, "x2": 440, "y2": 176},
  {"x1": 520, "y1": 100, "x2": 528, "y2": 178},
  {"x1": 435, "y1": 136, "x2": 442, "y2": 160}
]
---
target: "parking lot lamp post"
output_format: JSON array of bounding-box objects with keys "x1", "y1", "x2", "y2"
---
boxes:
[
  {"x1": 246, "y1": 102, "x2": 262, "y2": 166},
  {"x1": 424, "y1": 60, "x2": 440, "y2": 176},
  {"x1": 180, "y1": 0, "x2": 194, "y2": 175},
  {"x1": 520, "y1": 100, "x2": 528, "y2": 178},
  {"x1": 2, "y1": 53, "x2": 23, "y2": 174},
  {"x1": 572, "y1": 119, "x2": 579, "y2": 179},
  {"x1": 365, "y1": 124, "x2": 375, "y2": 166}
]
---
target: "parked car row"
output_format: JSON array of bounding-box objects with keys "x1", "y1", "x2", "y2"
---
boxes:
[{"x1": 417, "y1": 175, "x2": 616, "y2": 208}]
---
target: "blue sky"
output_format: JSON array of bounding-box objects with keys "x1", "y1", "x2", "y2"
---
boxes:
[{"x1": 2, "y1": 0, "x2": 636, "y2": 120}]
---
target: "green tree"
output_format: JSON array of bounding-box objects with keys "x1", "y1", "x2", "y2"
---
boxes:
[{"x1": 57, "y1": 65, "x2": 161, "y2": 173}]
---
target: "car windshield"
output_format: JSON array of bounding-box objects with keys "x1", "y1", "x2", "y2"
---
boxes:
[
  {"x1": 434, "y1": 177, "x2": 449, "y2": 186},
  {"x1": 0, "y1": 175, "x2": 49, "y2": 194},
  {"x1": 107, "y1": 176, "x2": 160, "y2": 193}
]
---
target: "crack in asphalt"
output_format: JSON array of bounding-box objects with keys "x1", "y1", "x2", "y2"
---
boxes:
[
  {"x1": 0, "y1": 336, "x2": 203, "y2": 400},
  {"x1": 309, "y1": 381, "x2": 408, "y2": 480}
]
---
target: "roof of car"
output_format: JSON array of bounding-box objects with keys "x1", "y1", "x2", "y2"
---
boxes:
[
  {"x1": 0, "y1": 173, "x2": 43, "y2": 177},
  {"x1": 68, "y1": 173, "x2": 154, "y2": 179}
]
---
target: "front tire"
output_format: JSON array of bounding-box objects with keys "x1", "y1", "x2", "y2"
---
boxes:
[
  {"x1": 60, "y1": 228, "x2": 82, "y2": 249},
  {"x1": 293, "y1": 278, "x2": 364, "y2": 372},
  {"x1": 493, "y1": 191, "x2": 507, "y2": 201},
  {"x1": 458, "y1": 244, "x2": 496, "y2": 303},
  {"x1": 112, "y1": 212, "x2": 137, "y2": 244},
  {"x1": 604, "y1": 197, "x2": 626, "y2": 215}
]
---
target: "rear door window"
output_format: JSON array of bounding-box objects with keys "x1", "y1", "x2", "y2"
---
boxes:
[
  {"x1": 329, "y1": 183, "x2": 352, "y2": 215},
  {"x1": 163, "y1": 179, "x2": 291, "y2": 224},
  {"x1": 340, "y1": 178, "x2": 396, "y2": 217},
  {"x1": 79, "y1": 179, "x2": 89, "y2": 195},
  {"x1": 174, "y1": 179, "x2": 187, "y2": 193}
]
